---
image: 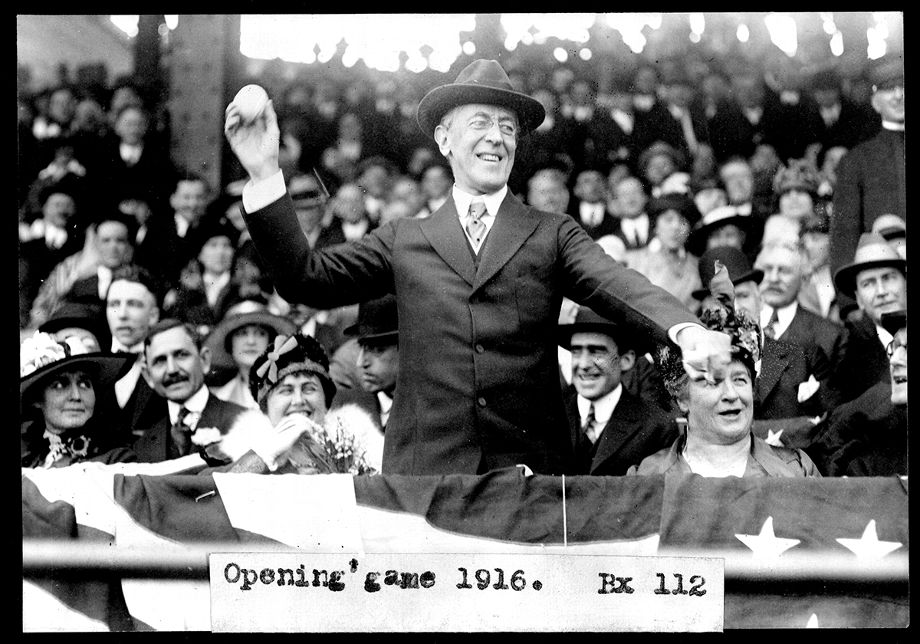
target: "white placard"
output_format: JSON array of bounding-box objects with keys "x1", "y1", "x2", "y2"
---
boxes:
[{"x1": 210, "y1": 553, "x2": 723, "y2": 632}]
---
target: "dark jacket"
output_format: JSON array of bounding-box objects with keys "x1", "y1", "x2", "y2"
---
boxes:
[
  {"x1": 563, "y1": 386, "x2": 678, "y2": 476},
  {"x1": 831, "y1": 312, "x2": 890, "y2": 404},
  {"x1": 20, "y1": 417, "x2": 136, "y2": 468},
  {"x1": 755, "y1": 337, "x2": 813, "y2": 420},
  {"x1": 93, "y1": 366, "x2": 168, "y2": 440},
  {"x1": 244, "y1": 190, "x2": 698, "y2": 476},
  {"x1": 131, "y1": 392, "x2": 248, "y2": 463},
  {"x1": 777, "y1": 305, "x2": 848, "y2": 409}
]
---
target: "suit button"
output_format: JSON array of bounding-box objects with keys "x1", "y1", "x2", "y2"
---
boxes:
[
  {"x1": 475, "y1": 343, "x2": 484, "y2": 353},
  {"x1": 477, "y1": 397, "x2": 487, "y2": 407}
]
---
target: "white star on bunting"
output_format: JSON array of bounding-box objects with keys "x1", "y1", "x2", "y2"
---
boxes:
[
  {"x1": 765, "y1": 428, "x2": 784, "y2": 446},
  {"x1": 836, "y1": 520, "x2": 902, "y2": 559},
  {"x1": 805, "y1": 614, "x2": 819, "y2": 628},
  {"x1": 735, "y1": 516, "x2": 800, "y2": 557}
]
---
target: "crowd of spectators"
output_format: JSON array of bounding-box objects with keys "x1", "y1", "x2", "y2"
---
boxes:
[{"x1": 18, "y1": 50, "x2": 906, "y2": 479}]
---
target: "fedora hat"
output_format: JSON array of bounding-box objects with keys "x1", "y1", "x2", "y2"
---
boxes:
[
  {"x1": 344, "y1": 294, "x2": 398, "y2": 344},
  {"x1": 20, "y1": 331, "x2": 134, "y2": 413},
  {"x1": 687, "y1": 204, "x2": 753, "y2": 256},
  {"x1": 205, "y1": 300, "x2": 297, "y2": 371},
  {"x1": 833, "y1": 233, "x2": 907, "y2": 298},
  {"x1": 693, "y1": 246, "x2": 763, "y2": 301},
  {"x1": 416, "y1": 59, "x2": 545, "y2": 139},
  {"x1": 557, "y1": 306, "x2": 650, "y2": 355},
  {"x1": 38, "y1": 301, "x2": 109, "y2": 349}
]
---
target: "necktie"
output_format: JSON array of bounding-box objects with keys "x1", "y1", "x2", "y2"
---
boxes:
[
  {"x1": 763, "y1": 309, "x2": 780, "y2": 340},
  {"x1": 466, "y1": 201, "x2": 487, "y2": 250},
  {"x1": 170, "y1": 407, "x2": 192, "y2": 458},
  {"x1": 583, "y1": 404, "x2": 598, "y2": 444}
]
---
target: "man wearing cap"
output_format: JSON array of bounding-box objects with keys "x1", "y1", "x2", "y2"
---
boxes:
[
  {"x1": 559, "y1": 306, "x2": 678, "y2": 475},
  {"x1": 830, "y1": 55, "x2": 905, "y2": 274},
  {"x1": 332, "y1": 295, "x2": 398, "y2": 436},
  {"x1": 871, "y1": 214, "x2": 907, "y2": 260},
  {"x1": 806, "y1": 310, "x2": 907, "y2": 476},
  {"x1": 831, "y1": 232, "x2": 907, "y2": 403},
  {"x1": 225, "y1": 59, "x2": 731, "y2": 476}
]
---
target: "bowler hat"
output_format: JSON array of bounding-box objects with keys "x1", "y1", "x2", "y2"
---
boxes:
[
  {"x1": 647, "y1": 192, "x2": 701, "y2": 230},
  {"x1": 687, "y1": 204, "x2": 753, "y2": 256},
  {"x1": 557, "y1": 306, "x2": 650, "y2": 355},
  {"x1": 344, "y1": 294, "x2": 398, "y2": 344},
  {"x1": 416, "y1": 59, "x2": 545, "y2": 138},
  {"x1": 205, "y1": 300, "x2": 297, "y2": 371},
  {"x1": 833, "y1": 233, "x2": 907, "y2": 298},
  {"x1": 692, "y1": 246, "x2": 763, "y2": 301},
  {"x1": 881, "y1": 310, "x2": 907, "y2": 337}
]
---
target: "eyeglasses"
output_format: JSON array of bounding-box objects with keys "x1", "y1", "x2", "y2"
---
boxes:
[
  {"x1": 886, "y1": 338, "x2": 907, "y2": 358},
  {"x1": 467, "y1": 116, "x2": 517, "y2": 137}
]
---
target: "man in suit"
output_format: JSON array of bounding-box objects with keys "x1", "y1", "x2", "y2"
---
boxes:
[
  {"x1": 225, "y1": 59, "x2": 731, "y2": 476},
  {"x1": 93, "y1": 264, "x2": 167, "y2": 439},
  {"x1": 568, "y1": 169, "x2": 618, "y2": 239},
  {"x1": 830, "y1": 56, "x2": 904, "y2": 275},
  {"x1": 133, "y1": 319, "x2": 247, "y2": 463},
  {"x1": 332, "y1": 295, "x2": 398, "y2": 439},
  {"x1": 754, "y1": 242, "x2": 847, "y2": 408},
  {"x1": 831, "y1": 233, "x2": 907, "y2": 404},
  {"x1": 607, "y1": 175, "x2": 651, "y2": 252},
  {"x1": 559, "y1": 306, "x2": 678, "y2": 476},
  {"x1": 65, "y1": 210, "x2": 136, "y2": 310}
]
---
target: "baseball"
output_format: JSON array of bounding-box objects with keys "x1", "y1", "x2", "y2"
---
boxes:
[{"x1": 232, "y1": 84, "x2": 269, "y2": 122}]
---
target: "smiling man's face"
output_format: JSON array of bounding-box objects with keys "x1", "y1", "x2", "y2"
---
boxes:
[{"x1": 434, "y1": 103, "x2": 518, "y2": 196}]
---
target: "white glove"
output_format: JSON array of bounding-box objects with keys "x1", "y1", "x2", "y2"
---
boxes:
[{"x1": 250, "y1": 413, "x2": 317, "y2": 471}]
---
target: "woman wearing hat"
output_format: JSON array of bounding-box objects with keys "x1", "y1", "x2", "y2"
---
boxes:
[
  {"x1": 165, "y1": 216, "x2": 241, "y2": 335},
  {"x1": 772, "y1": 159, "x2": 822, "y2": 221},
  {"x1": 628, "y1": 266, "x2": 821, "y2": 477},
  {"x1": 626, "y1": 193, "x2": 703, "y2": 313},
  {"x1": 20, "y1": 331, "x2": 136, "y2": 468},
  {"x1": 205, "y1": 299, "x2": 296, "y2": 409},
  {"x1": 217, "y1": 333, "x2": 378, "y2": 474}
]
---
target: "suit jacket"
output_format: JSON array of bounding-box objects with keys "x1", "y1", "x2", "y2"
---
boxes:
[
  {"x1": 563, "y1": 386, "x2": 678, "y2": 476},
  {"x1": 755, "y1": 337, "x2": 812, "y2": 420},
  {"x1": 93, "y1": 364, "x2": 167, "y2": 439},
  {"x1": 831, "y1": 312, "x2": 890, "y2": 404},
  {"x1": 830, "y1": 129, "x2": 905, "y2": 273},
  {"x1": 132, "y1": 393, "x2": 248, "y2": 463},
  {"x1": 244, "y1": 190, "x2": 698, "y2": 475},
  {"x1": 567, "y1": 202, "x2": 621, "y2": 240},
  {"x1": 777, "y1": 305, "x2": 847, "y2": 409}
]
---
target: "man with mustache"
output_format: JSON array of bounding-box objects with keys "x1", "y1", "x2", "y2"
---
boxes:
[
  {"x1": 225, "y1": 59, "x2": 732, "y2": 476},
  {"x1": 133, "y1": 319, "x2": 247, "y2": 463}
]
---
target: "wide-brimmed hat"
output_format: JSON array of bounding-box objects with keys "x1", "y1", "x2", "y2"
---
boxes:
[
  {"x1": 38, "y1": 301, "x2": 109, "y2": 348},
  {"x1": 687, "y1": 204, "x2": 753, "y2": 256},
  {"x1": 344, "y1": 294, "x2": 398, "y2": 344},
  {"x1": 693, "y1": 246, "x2": 763, "y2": 301},
  {"x1": 416, "y1": 59, "x2": 545, "y2": 139},
  {"x1": 833, "y1": 233, "x2": 907, "y2": 298},
  {"x1": 205, "y1": 300, "x2": 297, "y2": 371},
  {"x1": 187, "y1": 215, "x2": 241, "y2": 255},
  {"x1": 557, "y1": 305, "x2": 650, "y2": 355},
  {"x1": 647, "y1": 192, "x2": 701, "y2": 229},
  {"x1": 871, "y1": 214, "x2": 906, "y2": 241},
  {"x1": 20, "y1": 331, "x2": 134, "y2": 412}
]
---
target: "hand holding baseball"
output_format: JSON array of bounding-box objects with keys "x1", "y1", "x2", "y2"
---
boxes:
[{"x1": 224, "y1": 84, "x2": 281, "y2": 182}]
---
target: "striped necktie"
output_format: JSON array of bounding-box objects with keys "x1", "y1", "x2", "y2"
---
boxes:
[
  {"x1": 466, "y1": 200, "x2": 487, "y2": 250},
  {"x1": 583, "y1": 404, "x2": 598, "y2": 444}
]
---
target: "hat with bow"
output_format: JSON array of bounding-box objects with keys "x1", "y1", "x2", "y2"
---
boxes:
[
  {"x1": 249, "y1": 333, "x2": 336, "y2": 406},
  {"x1": 416, "y1": 59, "x2": 545, "y2": 139}
]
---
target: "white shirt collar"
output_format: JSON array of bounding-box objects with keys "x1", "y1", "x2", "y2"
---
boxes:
[
  {"x1": 203, "y1": 271, "x2": 231, "y2": 307},
  {"x1": 452, "y1": 184, "x2": 507, "y2": 221},
  {"x1": 760, "y1": 301, "x2": 797, "y2": 339},
  {"x1": 576, "y1": 383, "x2": 623, "y2": 427},
  {"x1": 97, "y1": 265, "x2": 113, "y2": 299},
  {"x1": 111, "y1": 339, "x2": 144, "y2": 354},
  {"x1": 579, "y1": 201, "x2": 605, "y2": 226},
  {"x1": 168, "y1": 386, "x2": 209, "y2": 424},
  {"x1": 619, "y1": 213, "x2": 648, "y2": 244},
  {"x1": 882, "y1": 121, "x2": 905, "y2": 132},
  {"x1": 376, "y1": 391, "x2": 393, "y2": 423},
  {"x1": 875, "y1": 324, "x2": 894, "y2": 350},
  {"x1": 341, "y1": 219, "x2": 370, "y2": 241},
  {"x1": 174, "y1": 213, "x2": 191, "y2": 238}
]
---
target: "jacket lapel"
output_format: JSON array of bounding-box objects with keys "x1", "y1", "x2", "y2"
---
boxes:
[
  {"x1": 756, "y1": 339, "x2": 789, "y2": 404},
  {"x1": 473, "y1": 193, "x2": 541, "y2": 292},
  {"x1": 590, "y1": 392, "x2": 643, "y2": 473},
  {"x1": 419, "y1": 199, "x2": 476, "y2": 287}
]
